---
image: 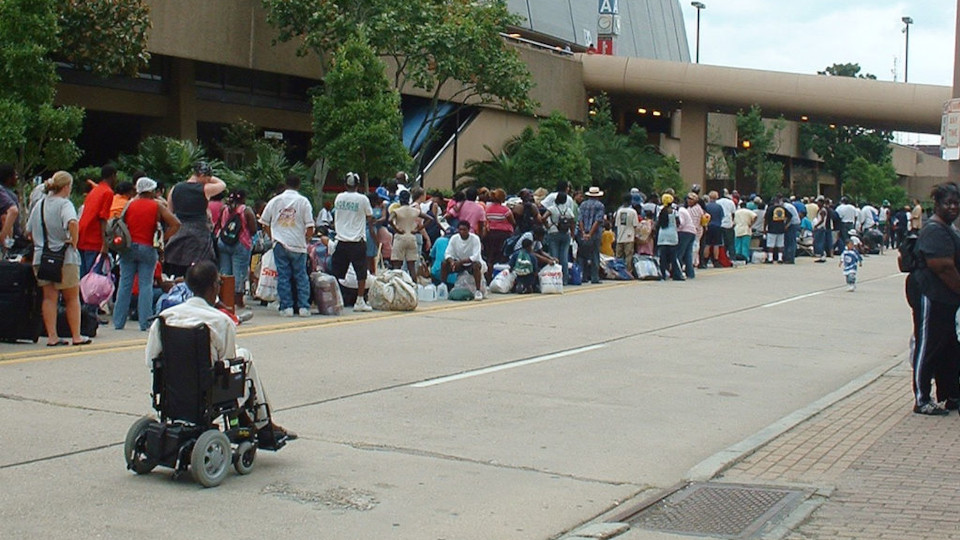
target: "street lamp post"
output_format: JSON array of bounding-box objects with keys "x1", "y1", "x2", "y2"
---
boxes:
[
  {"x1": 902, "y1": 16, "x2": 913, "y2": 83},
  {"x1": 692, "y1": 2, "x2": 705, "y2": 64}
]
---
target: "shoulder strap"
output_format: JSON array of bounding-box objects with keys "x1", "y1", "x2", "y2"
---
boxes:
[{"x1": 40, "y1": 199, "x2": 49, "y2": 243}]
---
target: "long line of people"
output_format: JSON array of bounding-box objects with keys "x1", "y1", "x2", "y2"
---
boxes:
[{"x1": 0, "y1": 160, "x2": 908, "y2": 347}]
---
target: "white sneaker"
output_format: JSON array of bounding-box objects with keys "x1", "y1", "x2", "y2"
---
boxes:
[
  {"x1": 474, "y1": 290, "x2": 483, "y2": 301},
  {"x1": 279, "y1": 308, "x2": 294, "y2": 317},
  {"x1": 353, "y1": 299, "x2": 372, "y2": 312},
  {"x1": 298, "y1": 309, "x2": 312, "y2": 317}
]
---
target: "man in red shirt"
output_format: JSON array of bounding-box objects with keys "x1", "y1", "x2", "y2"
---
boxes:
[{"x1": 77, "y1": 165, "x2": 116, "y2": 277}]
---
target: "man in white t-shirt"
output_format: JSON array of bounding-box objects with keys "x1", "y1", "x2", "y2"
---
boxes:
[
  {"x1": 332, "y1": 172, "x2": 374, "y2": 312},
  {"x1": 442, "y1": 221, "x2": 485, "y2": 300},
  {"x1": 717, "y1": 191, "x2": 737, "y2": 255},
  {"x1": 260, "y1": 175, "x2": 314, "y2": 317}
]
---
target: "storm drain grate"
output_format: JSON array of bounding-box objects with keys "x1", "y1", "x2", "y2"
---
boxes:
[{"x1": 626, "y1": 483, "x2": 806, "y2": 539}]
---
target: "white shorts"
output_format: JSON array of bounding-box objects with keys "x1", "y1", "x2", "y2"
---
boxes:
[{"x1": 765, "y1": 233, "x2": 785, "y2": 248}]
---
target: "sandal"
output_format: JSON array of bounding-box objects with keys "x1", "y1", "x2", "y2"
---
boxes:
[
  {"x1": 72, "y1": 337, "x2": 93, "y2": 346},
  {"x1": 47, "y1": 339, "x2": 69, "y2": 347}
]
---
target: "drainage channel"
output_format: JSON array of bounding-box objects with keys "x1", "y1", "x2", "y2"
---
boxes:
[{"x1": 617, "y1": 482, "x2": 809, "y2": 539}]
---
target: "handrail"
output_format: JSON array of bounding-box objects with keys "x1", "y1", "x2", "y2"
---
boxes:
[{"x1": 500, "y1": 32, "x2": 574, "y2": 56}]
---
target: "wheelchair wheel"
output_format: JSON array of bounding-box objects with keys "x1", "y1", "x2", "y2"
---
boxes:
[
  {"x1": 124, "y1": 416, "x2": 158, "y2": 475},
  {"x1": 233, "y1": 441, "x2": 256, "y2": 475},
  {"x1": 191, "y1": 430, "x2": 231, "y2": 488}
]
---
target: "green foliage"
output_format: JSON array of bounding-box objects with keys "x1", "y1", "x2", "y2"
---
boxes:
[
  {"x1": 460, "y1": 140, "x2": 524, "y2": 193},
  {"x1": 0, "y1": 0, "x2": 149, "y2": 192},
  {"x1": 262, "y1": 0, "x2": 535, "y2": 176},
  {"x1": 843, "y1": 157, "x2": 907, "y2": 207},
  {"x1": 58, "y1": 0, "x2": 150, "y2": 76},
  {"x1": 654, "y1": 156, "x2": 684, "y2": 194},
  {"x1": 117, "y1": 136, "x2": 210, "y2": 188},
  {"x1": 735, "y1": 105, "x2": 785, "y2": 199},
  {"x1": 311, "y1": 32, "x2": 410, "y2": 186},
  {"x1": 511, "y1": 112, "x2": 590, "y2": 191},
  {"x1": 231, "y1": 141, "x2": 311, "y2": 205},
  {"x1": 800, "y1": 63, "x2": 892, "y2": 193}
]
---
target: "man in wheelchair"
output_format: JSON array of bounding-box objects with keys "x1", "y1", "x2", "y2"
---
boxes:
[{"x1": 128, "y1": 261, "x2": 295, "y2": 486}]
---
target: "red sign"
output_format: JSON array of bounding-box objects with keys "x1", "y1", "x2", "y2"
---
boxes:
[{"x1": 597, "y1": 37, "x2": 614, "y2": 55}]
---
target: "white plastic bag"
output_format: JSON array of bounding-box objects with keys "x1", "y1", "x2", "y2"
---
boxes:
[
  {"x1": 538, "y1": 263, "x2": 564, "y2": 294},
  {"x1": 633, "y1": 255, "x2": 661, "y2": 281},
  {"x1": 489, "y1": 268, "x2": 516, "y2": 294},
  {"x1": 255, "y1": 249, "x2": 278, "y2": 302},
  {"x1": 368, "y1": 269, "x2": 419, "y2": 311}
]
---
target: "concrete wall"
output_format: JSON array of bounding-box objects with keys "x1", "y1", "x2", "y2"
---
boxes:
[
  {"x1": 421, "y1": 109, "x2": 538, "y2": 193},
  {"x1": 146, "y1": 0, "x2": 322, "y2": 79}
]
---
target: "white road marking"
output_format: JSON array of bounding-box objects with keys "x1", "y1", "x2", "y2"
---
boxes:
[
  {"x1": 760, "y1": 291, "x2": 824, "y2": 308},
  {"x1": 411, "y1": 344, "x2": 607, "y2": 388}
]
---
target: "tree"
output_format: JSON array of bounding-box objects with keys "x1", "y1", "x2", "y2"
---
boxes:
[
  {"x1": 261, "y1": 0, "x2": 535, "y2": 177},
  {"x1": 0, "y1": 0, "x2": 149, "y2": 190},
  {"x1": 511, "y1": 112, "x2": 590, "y2": 191},
  {"x1": 311, "y1": 32, "x2": 411, "y2": 189},
  {"x1": 800, "y1": 63, "x2": 893, "y2": 194},
  {"x1": 735, "y1": 105, "x2": 785, "y2": 199},
  {"x1": 843, "y1": 157, "x2": 907, "y2": 207},
  {"x1": 58, "y1": 0, "x2": 151, "y2": 77}
]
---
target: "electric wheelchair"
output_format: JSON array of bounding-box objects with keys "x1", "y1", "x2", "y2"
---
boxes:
[{"x1": 124, "y1": 319, "x2": 289, "y2": 487}]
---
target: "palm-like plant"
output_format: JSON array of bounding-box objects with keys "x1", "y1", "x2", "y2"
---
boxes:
[{"x1": 117, "y1": 136, "x2": 211, "y2": 188}]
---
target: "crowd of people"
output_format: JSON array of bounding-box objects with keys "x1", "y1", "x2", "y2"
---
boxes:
[{"x1": 0, "y1": 161, "x2": 926, "y2": 345}]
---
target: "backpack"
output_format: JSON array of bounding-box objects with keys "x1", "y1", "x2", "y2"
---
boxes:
[
  {"x1": 554, "y1": 206, "x2": 574, "y2": 232},
  {"x1": 898, "y1": 232, "x2": 922, "y2": 273},
  {"x1": 104, "y1": 202, "x2": 132, "y2": 254},
  {"x1": 218, "y1": 207, "x2": 244, "y2": 246}
]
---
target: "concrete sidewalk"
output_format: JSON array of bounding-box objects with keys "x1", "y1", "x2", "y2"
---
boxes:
[{"x1": 584, "y1": 359, "x2": 960, "y2": 540}]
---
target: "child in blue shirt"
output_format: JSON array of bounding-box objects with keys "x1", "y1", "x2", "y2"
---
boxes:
[{"x1": 840, "y1": 238, "x2": 863, "y2": 291}]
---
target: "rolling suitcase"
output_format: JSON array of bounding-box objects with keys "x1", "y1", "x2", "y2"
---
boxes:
[{"x1": 0, "y1": 260, "x2": 42, "y2": 343}]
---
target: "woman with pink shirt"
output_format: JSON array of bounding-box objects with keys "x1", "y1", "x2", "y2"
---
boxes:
[
  {"x1": 677, "y1": 193, "x2": 700, "y2": 279},
  {"x1": 482, "y1": 188, "x2": 516, "y2": 279}
]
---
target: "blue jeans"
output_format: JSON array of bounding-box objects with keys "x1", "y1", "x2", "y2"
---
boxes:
[
  {"x1": 545, "y1": 231, "x2": 571, "y2": 284},
  {"x1": 813, "y1": 229, "x2": 827, "y2": 257},
  {"x1": 79, "y1": 250, "x2": 100, "y2": 280},
  {"x1": 678, "y1": 232, "x2": 696, "y2": 278},
  {"x1": 114, "y1": 243, "x2": 158, "y2": 331},
  {"x1": 273, "y1": 242, "x2": 310, "y2": 312},
  {"x1": 783, "y1": 224, "x2": 799, "y2": 263},
  {"x1": 218, "y1": 240, "x2": 251, "y2": 295},
  {"x1": 576, "y1": 235, "x2": 601, "y2": 283}
]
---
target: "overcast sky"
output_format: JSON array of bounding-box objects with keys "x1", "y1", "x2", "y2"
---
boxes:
[{"x1": 680, "y1": 1, "x2": 955, "y2": 86}]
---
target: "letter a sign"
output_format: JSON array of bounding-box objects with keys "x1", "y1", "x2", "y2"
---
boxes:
[{"x1": 599, "y1": 0, "x2": 619, "y2": 15}]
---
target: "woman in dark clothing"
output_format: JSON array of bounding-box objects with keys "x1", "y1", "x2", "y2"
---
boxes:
[{"x1": 162, "y1": 162, "x2": 226, "y2": 277}]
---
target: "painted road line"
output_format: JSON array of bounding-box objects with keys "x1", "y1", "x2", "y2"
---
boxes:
[
  {"x1": 760, "y1": 291, "x2": 824, "y2": 308},
  {"x1": 411, "y1": 344, "x2": 607, "y2": 388}
]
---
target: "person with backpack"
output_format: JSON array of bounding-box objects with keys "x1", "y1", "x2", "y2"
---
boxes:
[
  {"x1": 113, "y1": 177, "x2": 180, "y2": 331},
  {"x1": 763, "y1": 195, "x2": 788, "y2": 263},
  {"x1": 905, "y1": 183, "x2": 960, "y2": 415},
  {"x1": 216, "y1": 190, "x2": 258, "y2": 310}
]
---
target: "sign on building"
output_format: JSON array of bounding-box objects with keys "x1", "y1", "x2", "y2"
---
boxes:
[
  {"x1": 598, "y1": 0, "x2": 619, "y2": 15},
  {"x1": 597, "y1": 36, "x2": 614, "y2": 55},
  {"x1": 942, "y1": 98, "x2": 960, "y2": 161}
]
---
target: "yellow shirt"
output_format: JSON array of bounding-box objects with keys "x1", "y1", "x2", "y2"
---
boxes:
[{"x1": 600, "y1": 229, "x2": 615, "y2": 256}]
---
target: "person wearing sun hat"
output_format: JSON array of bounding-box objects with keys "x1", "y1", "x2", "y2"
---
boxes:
[
  {"x1": 577, "y1": 186, "x2": 605, "y2": 283},
  {"x1": 114, "y1": 177, "x2": 181, "y2": 331}
]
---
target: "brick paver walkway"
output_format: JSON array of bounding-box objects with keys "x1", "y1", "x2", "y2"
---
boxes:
[{"x1": 720, "y1": 364, "x2": 960, "y2": 539}]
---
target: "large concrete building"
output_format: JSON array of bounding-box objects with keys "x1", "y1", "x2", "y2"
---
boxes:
[{"x1": 55, "y1": 0, "x2": 947, "y2": 198}]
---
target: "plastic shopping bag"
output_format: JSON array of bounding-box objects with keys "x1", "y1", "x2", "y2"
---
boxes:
[
  {"x1": 538, "y1": 263, "x2": 564, "y2": 294},
  {"x1": 255, "y1": 249, "x2": 279, "y2": 302},
  {"x1": 79, "y1": 254, "x2": 115, "y2": 305},
  {"x1": 489, "y1": 268, "x2": 517, "y2": 294}
]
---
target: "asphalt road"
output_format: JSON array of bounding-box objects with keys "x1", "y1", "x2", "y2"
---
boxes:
[{"x1": 0, "y1": 253, "x2": 911, "y2": 540}]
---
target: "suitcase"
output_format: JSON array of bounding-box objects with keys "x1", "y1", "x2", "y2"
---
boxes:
[
  {"x1": 40, "y1": 304, "x2": 99, "y2": 339},
  {"x1": 0, "y1": 260, "x2": 42, "y2": 343}
]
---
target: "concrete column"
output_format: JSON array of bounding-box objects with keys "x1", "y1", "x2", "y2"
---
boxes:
[
  {"x1": 169, "y1": 58, "x2": 198, "y2": 141},
  {"x1": 679, "y1": 102, "x2": 708, "y2": 189},
  {"x1": 951, "y1": 0, "x2": 960, "y2": 183}
]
